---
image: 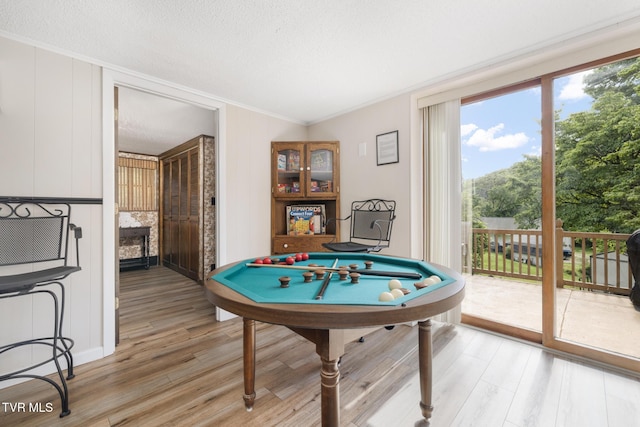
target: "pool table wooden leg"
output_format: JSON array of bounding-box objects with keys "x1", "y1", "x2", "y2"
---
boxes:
[
  {"x1": 320, "y1": 356, "x2": 340, "y2": 426},
  {"x1": 418, "y1": 318, "x2": 434, "y2": 424},
  {"x1": 243, "y1": 318, "x2": 256, "y2": 411},
  {"x1": 290, "y1": 327, "x2": 345, "y2": 426}
]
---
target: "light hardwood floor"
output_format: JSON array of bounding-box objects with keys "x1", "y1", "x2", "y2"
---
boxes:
[{"x1": 1, "y1": 266, "x2": 640, "y2": 426}]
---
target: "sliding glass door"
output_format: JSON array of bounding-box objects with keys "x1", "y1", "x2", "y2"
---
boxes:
[
  {"x1": 552, "y1": 58, "x2": 640, "y2": 363},
  {"x1": 460, "y1": 85, "x2": 543, "y2": 337},
  {"x1": 455, "y1": 51, "x2": 640, "y2": 371}
]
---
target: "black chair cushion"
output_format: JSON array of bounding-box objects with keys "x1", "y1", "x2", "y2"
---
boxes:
[
  {"x1": 0, "y1": 266, "x2": 81, "y2": 294},
  {"x1": 322, "y1": 242, "x2": 377, "y2": 253}
]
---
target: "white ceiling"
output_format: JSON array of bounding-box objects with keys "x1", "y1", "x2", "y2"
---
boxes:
[
  {"x1": 117, "y1": 87, "x2": 216, "y2": 155},
  {"x1": 2, "y1": 1, "x2": 640, "y2": 153}
]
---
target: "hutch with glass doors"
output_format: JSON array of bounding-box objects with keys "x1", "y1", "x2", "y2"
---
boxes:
[{"x1": 271, "y1": 141, "x2": 340, "y2": 254}]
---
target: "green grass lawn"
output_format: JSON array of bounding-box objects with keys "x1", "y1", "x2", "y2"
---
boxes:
[{"x1": 474, "y1": 248, "x2": 594, "y2": 282}]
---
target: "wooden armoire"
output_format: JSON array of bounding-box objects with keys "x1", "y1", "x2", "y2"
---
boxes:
[{"x1": 159, "y1": 135, "x2": 216, "y2": 282}]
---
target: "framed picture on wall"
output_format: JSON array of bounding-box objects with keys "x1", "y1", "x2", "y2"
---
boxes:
[{"x1": 376, "y1": 130, "x2": 399, "y2": 165}]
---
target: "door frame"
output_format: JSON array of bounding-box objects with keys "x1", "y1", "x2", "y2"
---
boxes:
[{"x1": 101, "y1": 69, "x2": 227, "y2": 356}]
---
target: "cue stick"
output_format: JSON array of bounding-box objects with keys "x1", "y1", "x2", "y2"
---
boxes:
[
  {"x1": 245, "y1": 262, "x2": 423, "y2": 280},
  {"x1": 315, "y1": 258, "x2": 339, "y2": 300}
]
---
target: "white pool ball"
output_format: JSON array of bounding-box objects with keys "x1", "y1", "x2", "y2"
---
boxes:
[
  {"x1": 388, "y1": 279, "x2": 402, "y2": 290},
  {"x1": 390, "y1": 288, "x2": 405, "y2": 299},
  {"x1": 422, "y1": 277, "x2": 436, "y2": 286},
  {"x1": 379, "y1": 291, "x2": 395, "y2": 302}
]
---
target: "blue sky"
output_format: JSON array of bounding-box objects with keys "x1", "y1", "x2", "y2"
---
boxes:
[{"x1": 461, "y1": 71, "x2": 594, "y2": 179}]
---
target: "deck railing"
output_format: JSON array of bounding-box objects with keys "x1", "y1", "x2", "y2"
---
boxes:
[{"x1": 471, "y1": 222, "x2": 633, "y2": 296}]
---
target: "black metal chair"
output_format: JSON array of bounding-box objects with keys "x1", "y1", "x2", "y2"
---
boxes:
[
  {"x1": 626, "y1": 229, "x2": 640, "y2": 309},
  {"x1": 0, "y1": 201, "x2": 82, "y2": 417},
  {"x1": 322, "y1": 199, "x2": 396, "y2": 253}
]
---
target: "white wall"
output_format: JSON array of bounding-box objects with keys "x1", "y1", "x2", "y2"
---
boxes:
[
  {"x1": 308, "y1": 94, "x2": 415, "y2": 258},
  {"x1": 0, "y1": 36, "x2": 104, "y2": 380},
  {"x1": 223, "y1": 105, "x2": 307, "y2": 262}
]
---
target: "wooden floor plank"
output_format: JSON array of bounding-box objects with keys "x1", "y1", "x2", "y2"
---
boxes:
[
  {"x1": 450, "y1": 379, "x2": 514, "y2": 426},
  {"x1": 604, "y1": 371, "x2": 640, "y2": 427},
  {"x1": 505, "y1": 349, "x2": 565, "y2": 427},
  {"x1": 556, "y1": 362, "x2": 609, "y2": 427}
]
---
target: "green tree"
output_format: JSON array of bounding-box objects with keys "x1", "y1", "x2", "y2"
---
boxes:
[
  {"x1": 510, "y1": 155, "x2": 542, "y2": 229},
  {"x1": 583, "y1": 58, "x2": 640, "y2": 103},
  {"x1": 468, "y1": 155, "x2": 541, "y2": 229},
  {"x1": 555, "y1": 57, "x2": 640, "y2": 233}
]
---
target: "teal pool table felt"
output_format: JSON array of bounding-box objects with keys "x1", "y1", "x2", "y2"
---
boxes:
[{"x1": 211, "y1": 253, "x2": 455, "y2": 306}]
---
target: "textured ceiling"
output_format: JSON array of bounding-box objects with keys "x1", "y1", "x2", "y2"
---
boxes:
[
  {"x1": 2, "y1": 1, "x2": 640, "y2": 152},
  {"x1": 117, "y1": 87, "x2": 216, "y2": 154}
]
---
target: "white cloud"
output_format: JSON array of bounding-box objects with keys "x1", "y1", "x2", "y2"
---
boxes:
[
  {"x1": 464, "y1": 123, "x2": 529, "y2": 152},
  {"x1": 461, "y1": 123, "x2": 478, "y2": 137},
  {"x1": 528, "y1": 145, "x2": 542, "y2": 157},
  {"x1": 558, "y1": 70, "x2": 593, "y2": 101}
]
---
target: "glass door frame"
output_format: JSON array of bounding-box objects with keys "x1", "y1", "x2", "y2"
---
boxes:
[
  {"x1": 455, "y1": 49, "x2": 640, "y2": 374},
  {"x1": 460, "y1": 79, "x2": 543, "y2": 344},
  {"x1": 541, "y1": 59, "x2": 640, "y2": 373}
]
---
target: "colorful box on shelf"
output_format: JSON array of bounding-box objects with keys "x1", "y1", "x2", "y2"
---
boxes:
[{"x1": 287, "y1": 205, "x2": 325, "y2": 235}]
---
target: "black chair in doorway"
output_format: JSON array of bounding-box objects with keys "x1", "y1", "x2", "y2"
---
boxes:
[
  {"x1": 322, "y1": 199, "x2": 396, "y2": 253},
  {"x1": 0, "y1": 200, "x2": 82, "y2": 417}
]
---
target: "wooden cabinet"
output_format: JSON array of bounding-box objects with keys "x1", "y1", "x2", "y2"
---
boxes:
[
  {"x1": 271, "y1": 141, "x2": 340, "y2": 254},
  {"x1": 160, "y1": 135, "x2": 216, "y2": 282},
  {"x1": 161, "y1": 146, "x2": 199, "y2": 280}
]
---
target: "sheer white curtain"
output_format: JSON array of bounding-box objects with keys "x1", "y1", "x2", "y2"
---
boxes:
[{"x1": 424, "y1": 99, "x2": 462, "y2": 322}]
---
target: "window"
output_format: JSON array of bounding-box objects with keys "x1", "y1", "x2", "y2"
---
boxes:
[{"x1": 118, "y1": 155, "x2": 158, "y2": 211}]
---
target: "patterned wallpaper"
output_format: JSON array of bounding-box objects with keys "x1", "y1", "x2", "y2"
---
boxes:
[
  {"x1": 202, "y1": 136, "x2": 216, "y2": 277},
  {"x1": 119, "y1": 211, "x2": 158, "y2": 259},
  {"x1": 118, "y1": 152, "x2": 159, "y2": 260}
]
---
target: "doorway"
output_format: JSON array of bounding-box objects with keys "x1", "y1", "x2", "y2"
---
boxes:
[
  {"x1": 460, "y1": 83, "x2": 543, "y2": 336},
  {"x1": 108, "y1": 79, "x2": 224, "y2": 348}
]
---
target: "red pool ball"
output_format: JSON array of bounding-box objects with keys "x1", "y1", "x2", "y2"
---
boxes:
[
  {"x1": 294, "y1": 253, "x2": 303, "y2": 262},
  {"x1": 254, "y1": 258, "x2": 264, "y2": 264},
  {"x1": 285, "y1": 256, "x2": 295, "y2": 265},
  {"x1": 301, "y1": 253, "x2": 309, "y2": 261},
  {"x1": 263, "y1": 257, "x2": 272, "y2": 264}
]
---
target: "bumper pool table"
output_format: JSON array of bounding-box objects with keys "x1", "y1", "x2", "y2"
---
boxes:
[{"x1": 204, "y1": 252, "x2": 465, "y2": 426}]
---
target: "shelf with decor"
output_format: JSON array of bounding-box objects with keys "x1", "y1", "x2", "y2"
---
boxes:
[{"x1": 271, "y1": 141, "x2": 340, "y2": 254}]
